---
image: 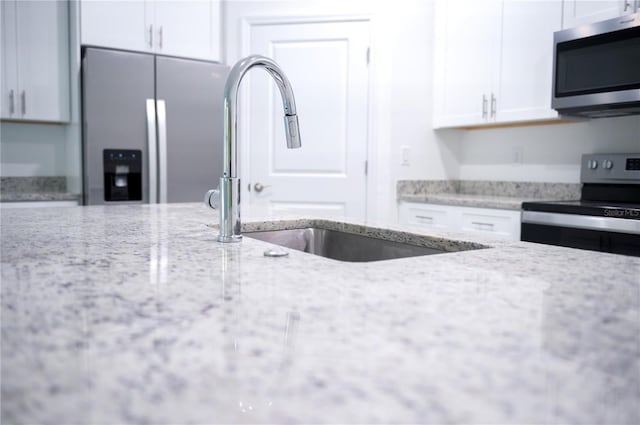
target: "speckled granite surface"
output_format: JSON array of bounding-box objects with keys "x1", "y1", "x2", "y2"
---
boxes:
[
  {"x1": 397, "y1": 180, "x2": 582, "y2": 210},
  {"x1": 0, "y1": 176, "x2": 79, "y2": 202},
  {"x1": 2, "y1": 203, "x2": 639, "y2": 424}
]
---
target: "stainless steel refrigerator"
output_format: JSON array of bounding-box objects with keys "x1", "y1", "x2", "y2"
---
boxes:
[{"x1": 81, "y1": 47, "x2": 229, "y2": 205}]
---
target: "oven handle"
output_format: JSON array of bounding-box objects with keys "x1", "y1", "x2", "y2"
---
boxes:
[{"x1": 522, "y1": 211, "x2": 640, "y2": 235}]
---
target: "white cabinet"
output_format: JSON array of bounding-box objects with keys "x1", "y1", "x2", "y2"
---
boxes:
[
  {"x1": 433, "y1": 0, "x2": 562, "y2": 128},
  {"x1": 497, "y1": 1, "x2": 562, "y2": 123},
  {"x1": 562, "y1": 0, "x2": 638, "y2": 29},
  {"x1": 80, "y1": 0, "x2": 221, "y2": 61},
  {"x1": 80, "y1": 1, "x2": 149, "y2": 52},
  {"x1": 1, "y1": 0, "x2": 70, "y2": 122},
  {"x1": 433, "y1": 0, "x2": 500, "y2": 127},
  {"x1": 399, "y1": 201, "x2": 522, "y2": 241},
  {"x1": 399, "y1": 203, "x2": 454, "y2": 230}
]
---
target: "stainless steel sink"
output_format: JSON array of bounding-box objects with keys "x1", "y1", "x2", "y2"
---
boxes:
[{"x1": 245, "y1": 227, "x2": 481, "y2": 262}]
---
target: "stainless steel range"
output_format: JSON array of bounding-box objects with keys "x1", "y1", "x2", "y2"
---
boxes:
[{"x1": 521, "y1": 153, "x2": 640, "y2": 257}]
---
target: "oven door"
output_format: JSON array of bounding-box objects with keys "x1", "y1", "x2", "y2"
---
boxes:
[{"x1": 521, "y1": 211, "x2": 640, "y2": 257}]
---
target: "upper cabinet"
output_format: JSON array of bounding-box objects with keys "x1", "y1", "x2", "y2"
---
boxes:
[
  {"x1": 562, "y1": 0, "x2": 639, "y2": 28},
  {"x1": 433, "y1": 0, "x2": 562, "y2": 128},
  {"x1": 1, "y1": 0, "x2": 70, "y2": 123},
  {"x1": 80, "y1": 0, "x2": 221, "y2": 61}
]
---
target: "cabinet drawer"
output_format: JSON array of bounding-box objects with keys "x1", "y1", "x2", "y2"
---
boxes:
[
  {"x1": 459, "y1": 210, "x2": 520, "y2": 239},
  {"x1": 401, "y1": 204, "x2": 451, "y2": 229}
]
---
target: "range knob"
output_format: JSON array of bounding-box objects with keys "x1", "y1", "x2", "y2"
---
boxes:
[
  {"x1": 588, "y1": 159, "x2": 598, "y2": 169},
  {"x1": 603, "y1": 159, "x2": 613, "y2": 169}
]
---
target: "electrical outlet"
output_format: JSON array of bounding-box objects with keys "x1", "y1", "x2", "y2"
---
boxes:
[{"x1": 513, "y1": 146, "x2": 523, "y2": 165}]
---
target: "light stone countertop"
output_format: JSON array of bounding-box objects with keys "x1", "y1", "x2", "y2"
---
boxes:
[
  {"x1": 398, "y1": 193, "x2": 536, "y2": 210},
  {"x1": 397, "y1": 180, "x2": 582, "y2": 210},
  {"x1": 0, "y1": 177, "x2": 80, "y2": 202},
  {"x1": 1, "y1": 203, "x2": 639, "y2": 424}
]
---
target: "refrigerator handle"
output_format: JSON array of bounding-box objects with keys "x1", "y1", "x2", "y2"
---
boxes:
[
  {"x1": 146, "y1": 99, "x2": 158, "y2": 203},
  {"x1": 157, "y1": 99, "x2": 168, "y2": 203}
]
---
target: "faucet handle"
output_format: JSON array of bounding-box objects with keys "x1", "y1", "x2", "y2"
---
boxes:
[{"x1": 204, "y1": 188, "x2": 220, "y2": 210}]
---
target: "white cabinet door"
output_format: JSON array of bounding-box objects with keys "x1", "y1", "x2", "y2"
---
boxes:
[
  {"x1": 80, "y1": 0, "x2": 220, "y2": 60},
  {"x1": 80, "y1": 1, "x2": 150, "y2": 52},
  {"x1": 497, "y1": 0, "x2": 561, "y2": 123},
  {"x1": 434, "y1": 0, "x2": 501, "y2": 128},
  {"x1": 1, "y1": 0, "x2": 69, "y2": 122},
  {"x1": 16, "y1": 0, "x2": 69, "y2": 122},
  {"x1": 562, "y1": 0, "x2": 629, "y2": 28},
  {"x1": 153, "y1": 0, "x2": 218, "y2": 60},
  {"x1": 1, "y1": 0, "x2": 19, "y2": 119}
]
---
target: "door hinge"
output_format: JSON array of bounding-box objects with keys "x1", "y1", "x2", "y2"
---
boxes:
[
  {"x1": 364, "y1": 160, "x2": 368, "y2": 176},
  {"x1": 366, "y1": 47, "x2": 370, "y2": 65}
]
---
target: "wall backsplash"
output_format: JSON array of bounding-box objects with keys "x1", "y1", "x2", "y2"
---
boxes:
[
  {"x1": 456, "y1": 115, "x2": 640, "y2": 183},
  {"x1": 0, "y1": 123, "x2": 68, "y2": 177}
]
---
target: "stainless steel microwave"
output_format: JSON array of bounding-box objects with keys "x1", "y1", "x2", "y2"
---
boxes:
[{"x1": 552, "y1": 13, "x2": 640, "y2": 118}]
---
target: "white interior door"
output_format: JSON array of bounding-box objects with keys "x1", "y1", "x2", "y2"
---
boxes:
[{"x1": 245, "y1": 19, "x2": 370, "y2": 220}]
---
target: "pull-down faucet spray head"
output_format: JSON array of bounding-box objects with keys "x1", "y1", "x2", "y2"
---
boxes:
[{"x1": 205, "y1": 55, "x2": 302, "y2": 242}]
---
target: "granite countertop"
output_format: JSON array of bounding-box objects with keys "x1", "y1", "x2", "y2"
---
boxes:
[
  {"x1": 0, "y1": 176, "x2": 80, "y2": 202},
  {"x1": 1, "y1": 203, "x2": 639, "y2": 424},
  {"x1": 397, "y1": 180, "x2": 582, "y2": 210}
]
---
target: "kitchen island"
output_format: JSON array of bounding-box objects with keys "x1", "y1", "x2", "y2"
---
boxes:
[{"x1": 1, "y1": 203, "x2": 639, "y2": 424}]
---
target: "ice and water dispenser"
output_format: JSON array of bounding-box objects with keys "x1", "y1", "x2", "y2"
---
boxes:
[{"x1": 103, "y1": 149, "x2": 142, "y2": 201}]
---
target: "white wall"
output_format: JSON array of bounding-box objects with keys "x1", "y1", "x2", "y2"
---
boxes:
[{"x1": 457, "y1": 116, "x2": 640, "y2": 183}]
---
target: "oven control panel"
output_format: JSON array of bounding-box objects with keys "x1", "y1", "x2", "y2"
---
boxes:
[{"x1": 581, "y1": 153, "x2": 640, "y2": 183}]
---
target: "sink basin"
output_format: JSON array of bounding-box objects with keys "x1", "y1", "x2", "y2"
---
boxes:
[{"x1": 244, "y1": 225, "x2": 486, "y2": 262}]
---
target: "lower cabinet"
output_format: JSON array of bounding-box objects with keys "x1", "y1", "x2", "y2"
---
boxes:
[{"x1": 399, "y1": 201, "x2": 521, "y2": 241}]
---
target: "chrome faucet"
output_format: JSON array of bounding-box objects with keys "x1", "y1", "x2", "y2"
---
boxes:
[{"x1": 205, "y1": 55, "x2": 302, "y2": 242}]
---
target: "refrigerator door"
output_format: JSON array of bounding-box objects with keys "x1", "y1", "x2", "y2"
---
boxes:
[
  {"x1": 82, "y1": 48, "x2": 155, "y2": 205},
  {"x1": 156, "y1": 56, "x2": 229, "y2": 203}
]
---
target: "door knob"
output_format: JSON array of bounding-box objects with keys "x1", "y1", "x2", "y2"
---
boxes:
[{"x1": 253, "y1": 182, "x2": 270, "y2": 193}]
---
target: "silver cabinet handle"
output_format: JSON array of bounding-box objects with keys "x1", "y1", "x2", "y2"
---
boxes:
[
  {"x1": 158, "y1": 26, "x2": 163, "y2": 49},
  {"x1": 414, "y1": 215, "x2": 433, "y2": 221},
  {"x1": 490, "y1": 93, "x2": 496, "y2": 119},
  {"x1": 482, "y1": 94, "x2": 488, "y2": 119},
  {"x1": 148, "y1": 24, "x2": 153, "y2": 48},
  {"x1": 157, "y1": 99, "x2": 168, "y2": 203},
  {"x1": 8, "y1": 90, "x2": 15, "y2": 114},
  {"x1": 253, "y1": 182, "x2": 270, "y2": 193},
  {"x1": 20, "y1": 90, "x2": 26, "y2": 115},
  {"x1": 146, "y1": 99, "x2": 158, "y2": 203}
]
